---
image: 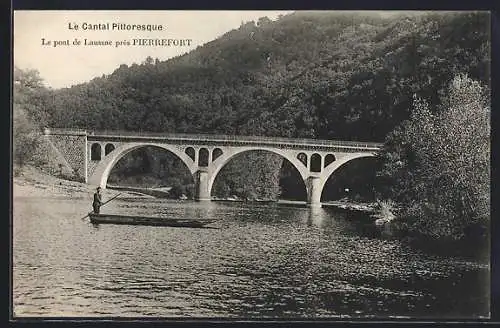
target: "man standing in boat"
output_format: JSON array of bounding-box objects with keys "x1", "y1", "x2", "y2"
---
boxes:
[{"x1": 93, "y1": 187, "x2": 103, "y2": 214}]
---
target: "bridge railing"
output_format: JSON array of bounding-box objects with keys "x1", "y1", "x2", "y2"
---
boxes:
[
  {"x1": 45, "y1": 127, "x2": 384, "y2": 149},
  {"x1": 43, "y1": 127, "x2": 87, "y2": 136}
]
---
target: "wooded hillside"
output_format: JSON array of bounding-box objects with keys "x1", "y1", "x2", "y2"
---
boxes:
[
  {"x1": 16, "y1": 11, "x2": 490, "y2": 202},
  {"x1": 44, "y1": 11, "x2": 489, "y2": 140}
]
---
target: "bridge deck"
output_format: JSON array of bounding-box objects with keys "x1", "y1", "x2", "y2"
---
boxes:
[{"x1": 44, "y1": 128, "x2": 383, "y2": 150}]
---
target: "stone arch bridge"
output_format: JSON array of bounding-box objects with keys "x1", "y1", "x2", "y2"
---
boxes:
[{"x1": 43, "y1": 128, "x2": 382, "y2": 207}]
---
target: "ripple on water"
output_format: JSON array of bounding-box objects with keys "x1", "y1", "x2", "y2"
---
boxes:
[{"x1": 12, "y1": 198, "x2": 490, "y2": 318}]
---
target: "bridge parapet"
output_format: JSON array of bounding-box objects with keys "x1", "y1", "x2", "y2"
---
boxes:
[
  {"x1": 86, "y1": 130, "x2": 383, "y2": 151},
  {"x1": 43, "y1": 127, "x2": 88, "y2": 136},
  {"x1": 45, "y1": 127, "x2": 383, "y2": 150}
]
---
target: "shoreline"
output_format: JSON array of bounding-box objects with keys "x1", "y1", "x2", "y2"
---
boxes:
[
  {"x1": 14, "y1": 166, "x2": 378, "y2": 213},
  {"x1": 13, "y1": 166, "x2": 153, "y2": 200}
]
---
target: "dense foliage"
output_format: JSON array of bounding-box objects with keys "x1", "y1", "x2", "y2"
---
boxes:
[
  {"x1": 13, "y1": 68, "x2": 47, "y2": 171},
  {"x1": 377, "y1": 74, "x2": 490, "y2": 240},
  {"x1": 44, "y1": 12, "x2": 489, "y2": 141},
  {"x1": 212, "y1": 151, "x2": 283, "y2": 200}
]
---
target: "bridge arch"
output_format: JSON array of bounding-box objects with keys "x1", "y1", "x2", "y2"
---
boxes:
[
  {"x1": 317, "y1": 152, "x2": 378, "y2": 199},
  {"x1": 207, "y1": 147, "x2": 310, "y2": 199},
  {"x1": 91, "y1": 143, "x2": 102, "y2": 160},
  {"x1": 198, "y1": 148, "x2": 209, "y2": 167},
  {"x1": 310, "y1": 153, "x2": 322, "y2": 172},
  {"x1": 212, "y1": 148, "x2": 223, "y2": 162},
  {"x1": 88, "y1": 142, "x2": 198, "y2": 188},
  {"x1": 297, "y1": 152, "x2": 308, "y2": 167},
  {"x1": 324, "y1": 154, "x2": 336, "y2": 167},
  {"x1": 105, "y1": 143, "x2": 115, "y2": 155},
  {"x1": 185, "y1": 147, "x2": 196, "y2": 161}
]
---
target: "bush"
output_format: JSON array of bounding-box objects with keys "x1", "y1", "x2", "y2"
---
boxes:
[
  {"x1": 378, "y1": 74, "x2": 490, "y2": 241},
  {"x1": 372, "y1": 199, "x2": 397, "y2": 221}
]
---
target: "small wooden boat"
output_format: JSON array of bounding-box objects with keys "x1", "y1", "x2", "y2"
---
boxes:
[{"x1": 88, "y1": 213, "x2": 218, "y2": 228}]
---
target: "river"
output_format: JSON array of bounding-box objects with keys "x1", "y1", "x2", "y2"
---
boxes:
[{"x1": 12, "y1": 196, "x2": 489, "y2": 318}]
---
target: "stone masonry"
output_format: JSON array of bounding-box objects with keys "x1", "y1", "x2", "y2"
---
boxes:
[{"x1": 43, "y1": 128, "x2": 87, "y2": 182}]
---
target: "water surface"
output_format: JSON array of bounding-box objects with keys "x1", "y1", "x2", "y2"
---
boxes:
[{"x1": 13, "y1": 197, "x2": 489, "y2": 318}]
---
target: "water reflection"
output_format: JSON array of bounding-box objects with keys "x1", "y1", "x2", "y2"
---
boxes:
[
  {"x1": 13, "y1": 197, "x2": 489, "y2": 318},
  {"x1": 304, "y1": 206, "x2": 324, "y2": 227}
]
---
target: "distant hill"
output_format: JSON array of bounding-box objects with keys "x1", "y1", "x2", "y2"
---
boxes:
[
  {"x1": 23, "y1": 11, "x2": 490, "y2": 200},
  {"x1": 45, "y1": 11, "x2": 489, "y2": 142}
]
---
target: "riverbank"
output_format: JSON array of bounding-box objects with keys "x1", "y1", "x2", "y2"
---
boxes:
[
  {"x1": 13, "y1": 167, "x2": 378, "y2": 213},
  {"x1": 323, "y1": 199, "x2": 377, "y2": 213},
  {"x1": 13, "y1": 166, "x2": 153, "y2": 200},
  {"x1": 107, "y1": 184, "x2": 171, "y2": 198}
]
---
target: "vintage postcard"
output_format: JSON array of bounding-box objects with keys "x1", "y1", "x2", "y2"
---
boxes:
[{"x1": 12, "y1": 10, "x2": 491, "y2": 319}]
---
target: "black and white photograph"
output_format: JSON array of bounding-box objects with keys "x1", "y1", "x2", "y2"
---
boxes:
[{"x1": 12, "y1": 10, "x2": 491, "y2": 319}]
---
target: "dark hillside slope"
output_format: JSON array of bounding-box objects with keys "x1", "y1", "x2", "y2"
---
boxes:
[
  {"x1": 46, "y1": 11, "x2": 489, "y2": 142},
  {"x1": 37, "y1": 11, "x2": 489, "y2": 198}
]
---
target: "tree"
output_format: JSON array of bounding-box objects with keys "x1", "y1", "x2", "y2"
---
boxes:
[
  {"x1": 13, "y1": 104, "x2": 39, "y2": 169},
  {"x1": 13, "y1": 67, "x2": 47, "y2": 169},
  {"x1": 213, "y1": 181, "x2": 231, "y2": 198},
  {"x1": 378, "y1": 74, "x2": 490, "y2": 240},
  {"x1": 14, "y1": 67, "x2": 44, "y2": 89},
  {"x1": 143, "y1": 56, "x2": 154, "y2": 65}
]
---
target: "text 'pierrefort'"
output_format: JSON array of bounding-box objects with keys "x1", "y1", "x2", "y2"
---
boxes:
[{"x1": 69, "y1": 22, "x2": 164, "y2": 31}]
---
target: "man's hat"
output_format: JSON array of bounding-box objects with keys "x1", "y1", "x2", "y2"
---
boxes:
[{"x1": 97, "y1": 187, "x2": 101, "y2": 190}]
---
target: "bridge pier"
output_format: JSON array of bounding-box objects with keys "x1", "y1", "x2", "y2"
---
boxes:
[
  {"x1": 195, "y1": 169, "x2": 211, "y2": 201},
  {"x1": 306, "y1": 175, "x2": 322, "y2": 208}
]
